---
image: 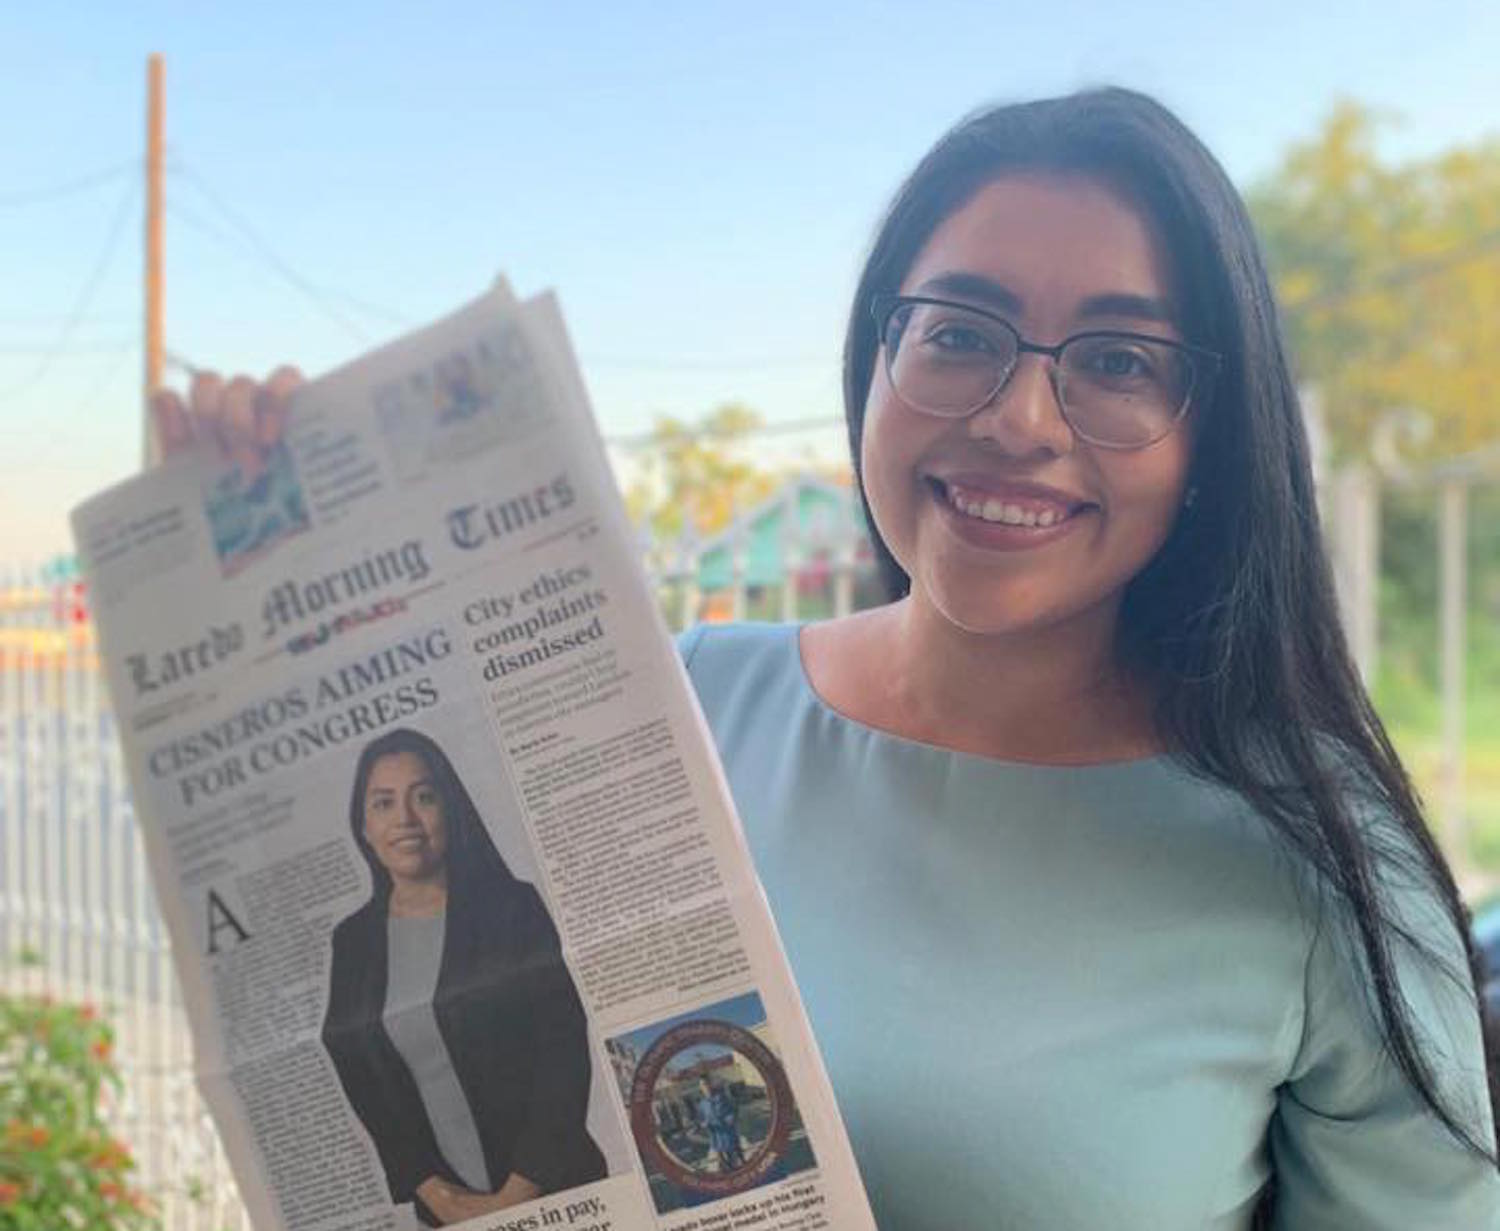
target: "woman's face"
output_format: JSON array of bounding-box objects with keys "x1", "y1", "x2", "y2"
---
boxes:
[
  {"x1": 362, "y1": 750, "x2": 449, "y2": 884},
  {"x1": 860, "y1": 173, "x2": 1195, "y2": 640}
]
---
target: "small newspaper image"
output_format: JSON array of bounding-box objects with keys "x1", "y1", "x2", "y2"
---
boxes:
[{"x1": 71, "y1": 280, "x2": 876, "y2": 1231}]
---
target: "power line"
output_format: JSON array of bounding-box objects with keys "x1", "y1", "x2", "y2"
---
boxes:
[
  {"x1": 0, "y1": 338, "x2": 137, "y2": 356},
  {"x1": 162, "y1": 187, "x2": 832, "y2": 380},
  {"x1": 163, "y1": 157, "x2": 839, "y2": 378},
  {"x1": 583, "y1": 353, "x2": 830, "y2": 372},
  {"x1": 164, "y1": 195, "x2": 259, "y2": 263},
  {"x1": 0, "y1": 159, "x2": 134, "y2": 209},
  {"x1": 169, "y1": 161, "x2": 371, "y2": 345},
  {"x1": 169, "y1": 158, "x2": 838, "y2": 376},
  {"x1": 165, "y1": 194, "x2": 415, "y2": 353},
  {"x1": 0, "y1": 181, "x2": 138, "y2": 400},
  {"x1": 315, "y1": 287, "x2": 412, "y2": 330},
  {"x1": 66, "y1": 340, "x2": 138, "y2": 419},
  {"x1": 0, "y1": 312, "x2": 131, "y2": 327},
  {"x1": 605, "y1": 414, "x2": 843, "y2": 448}
]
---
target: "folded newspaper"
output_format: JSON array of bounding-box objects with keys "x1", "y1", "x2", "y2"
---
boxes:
[{"x1": 71, "y1": 282, "x2": 876, "y2": 1231}]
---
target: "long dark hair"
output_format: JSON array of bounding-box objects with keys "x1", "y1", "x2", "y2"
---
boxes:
[
  {"x1": 843, "y1": 86, "x2": 1498, "y2": 1178},
  {"x1": 348, "y1": 727, "x2": 519, "y2": 909}
]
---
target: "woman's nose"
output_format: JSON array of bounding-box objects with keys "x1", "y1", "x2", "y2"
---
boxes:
[{"x1": 964, "y1": 353, "x2": 1075, "y2": 456}]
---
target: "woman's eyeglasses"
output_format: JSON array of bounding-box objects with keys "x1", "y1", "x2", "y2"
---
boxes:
[{"x1": 871, "y1": 294, "x2": 1222, "y2": 450}]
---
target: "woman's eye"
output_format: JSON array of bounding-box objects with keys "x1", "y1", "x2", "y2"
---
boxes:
[
  {"x1": 922, "y1": 324, "x2": 995, "y2": 355},
  {"x1": 414, "y1": 788, "x2": 438, "y2": 808},
  {"x1": 1085, "y1": 345, "x2": 1154, "y2": 379}
]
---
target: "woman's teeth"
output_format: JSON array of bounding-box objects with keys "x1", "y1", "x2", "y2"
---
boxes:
[{"x1": 944, "y1": 486, "x2": 1067, "y2": 528}]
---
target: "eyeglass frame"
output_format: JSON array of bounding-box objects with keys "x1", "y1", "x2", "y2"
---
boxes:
[{"x1": 869, "y1": 293, "x2": 1223, "y2": 451}]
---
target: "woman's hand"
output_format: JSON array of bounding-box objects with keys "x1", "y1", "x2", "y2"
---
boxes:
[
  {"x1": 149, "y1": 365, "x2": 302, "y2": 476},
  {"x1": 490, "y1": 1172, "x2": 543, "y2": 1209},
  {"x1": 416, "y1": 1176, "x2": 476, "y2": 1225},
  {"x1": 415, "y1": 1172, "x2": 543, "y2": 1224}
]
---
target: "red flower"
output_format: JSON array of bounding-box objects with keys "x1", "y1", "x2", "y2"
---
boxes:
[
  {"x1": 91, "y1": 1038, "x2": 112, "y2": 1061},
  {"x1": 0, "y1": 1181, "x2": 21, "y2": 1205},
  {"x1": 88, "y1": 1139, "x2": 131, "y2": 1170},
  {"x1": 26, "y1": 1126, "x2": 49, "y2": 1148}
]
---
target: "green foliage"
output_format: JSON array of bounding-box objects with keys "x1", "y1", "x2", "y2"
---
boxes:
[
  {"x1": 1248, "y1": 101, "x2": 1500, "y2": 461},
  {"x1": 1373, "y1": 485, "x2": 1500, "y2": 723},
  {"x1": 624, "y1": 404, "x2": 780, "y2": 542},
  {"x1": 0, "y1": 975, "x2": 154, "y2": 1230},
  {"x1": 1373, "y1": 484, "x2": 1500, "y2": 874}
]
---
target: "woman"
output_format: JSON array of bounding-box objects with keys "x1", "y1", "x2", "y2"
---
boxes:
[
  {"x1": 321, "y1": 728, "x2": 605, "y2": 1226},
  {"x1": 675, "y1": 89, "x2": 1499, "y2": 1228},
  {"x1": 156, "y1": 87, "x2": 1499, "y2": 1228}
]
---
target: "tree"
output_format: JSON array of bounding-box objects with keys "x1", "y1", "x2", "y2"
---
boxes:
[
  {"x1": 1248, "y1": 101, "x2": 1500, "y2": 461},
  {"x1": 0, "y1": 978, "x2": 154, "y2": 1230},
  {"x1": 624, "y1": 403, "x2": 780, "y2": 543}
]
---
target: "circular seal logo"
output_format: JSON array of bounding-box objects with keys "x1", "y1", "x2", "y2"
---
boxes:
[{"x1": 627, "y1": 1017, "x2": 794, "y2": 1198}]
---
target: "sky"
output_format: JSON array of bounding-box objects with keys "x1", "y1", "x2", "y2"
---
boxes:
[{"x1": 4, "y1": 0, "x2": 1500, "y2": 560}]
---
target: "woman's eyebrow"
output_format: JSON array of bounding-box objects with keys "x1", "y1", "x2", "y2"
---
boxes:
[
  {"x1": 911, "y1": 272, "x2": 1023, "y2": 315},
  {"x1": 1076, "y1": 292, "x2": 1176, "y2": 325},
  {"x1": 911, "y1": 275, "x2": 1175, "y2": 328}
]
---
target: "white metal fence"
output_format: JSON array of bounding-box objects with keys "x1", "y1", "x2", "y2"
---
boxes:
[{"x1": 0, "y1": 581, "x2": 250, "y2": 1231}]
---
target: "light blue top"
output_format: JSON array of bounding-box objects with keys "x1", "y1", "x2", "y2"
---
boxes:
[
  {"x1": 679, "y1": 621, "x2": 1500, "y2": 1230},
  {"x1": 383, "y1": 913, "x2": 490, "y2": 1193}
]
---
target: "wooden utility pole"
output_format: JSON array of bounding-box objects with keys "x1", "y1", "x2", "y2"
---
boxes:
[{"x1": 143, "y1": 54, "x2": 165, "y2": 464}]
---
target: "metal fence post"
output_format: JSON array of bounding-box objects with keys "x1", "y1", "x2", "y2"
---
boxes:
[
  {"x1": 1329, "y1": 466, "x2": 1380, "y2": 686},
  {"x1": 1439, "y1": 478, "x2": 1469, "y2": 872}
]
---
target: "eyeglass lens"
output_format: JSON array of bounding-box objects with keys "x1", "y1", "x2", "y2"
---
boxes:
[{"x1": 883, "y1": 300, "x2": 1197, "y2": 447}]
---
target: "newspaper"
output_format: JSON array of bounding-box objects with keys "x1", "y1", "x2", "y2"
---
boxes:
[{"x1": 71, "y1": 281, "x2": 876, "y2": 1231}]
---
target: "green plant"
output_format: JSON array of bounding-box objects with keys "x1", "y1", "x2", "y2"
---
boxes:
[{"x1": 0, "y1": 970, "x2": 154, "y2": 1230}]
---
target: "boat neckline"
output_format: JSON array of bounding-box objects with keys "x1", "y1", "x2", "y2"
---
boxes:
[{"x1": 776, "y1": 620, "x2": 1177, "y2": 775}]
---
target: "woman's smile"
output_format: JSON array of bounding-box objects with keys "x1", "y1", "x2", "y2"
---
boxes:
[{"x1": 925, "y1": 473, "x2": 1100, "y2": 551}]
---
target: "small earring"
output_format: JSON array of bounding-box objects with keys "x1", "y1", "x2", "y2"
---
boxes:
[{"x1": 1183, "y1": 485, "x2": 1198, "y2": 510}]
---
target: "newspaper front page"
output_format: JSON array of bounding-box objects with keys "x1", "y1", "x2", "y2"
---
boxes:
[{"x1": 71, "y1": 282, "x2": 876, "y2": 1231}]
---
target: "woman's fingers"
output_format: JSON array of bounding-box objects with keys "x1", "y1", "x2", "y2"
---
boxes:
[
  {"x1": 263, "y1": 364, "x2": 304, "y2": 400},
  {"x1": 148, "y1": 364, "x2": 302, "y2": 471},
  {"x1": 221, "y1": 376, "x2": 258, "y2": 452},
  {"x1": 221, "y1": 376, "x2": 263, "y2": 479},
  {"x1": 188, "y1": 370, "x2": 227, "y2": 454},
  {"x1": 255, "y1": 365, "x2": 303, "y2": 452},
  {"x1": 151, "y1": 389, "x2": 194, "y2": 459}
]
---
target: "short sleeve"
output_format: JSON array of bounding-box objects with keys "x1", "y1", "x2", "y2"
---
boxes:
[{"x1": 1269, "y1": 856, "x2": 1500, "y2": 1229}]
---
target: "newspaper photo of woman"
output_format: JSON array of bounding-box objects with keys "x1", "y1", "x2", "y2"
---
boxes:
[{"x1": 321, "y1": 728, "x2": 606, "y2": 1226}]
